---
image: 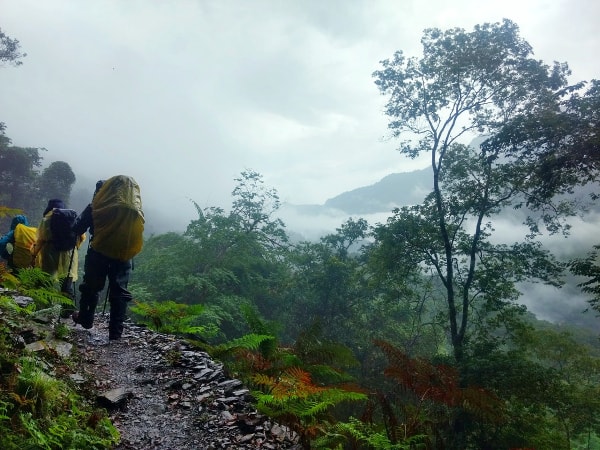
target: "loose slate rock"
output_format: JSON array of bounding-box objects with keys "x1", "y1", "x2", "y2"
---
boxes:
[
  {"x1": 69, "y1": 314, "x2": 300, "y2": 449},
  {"x1": 98, "y1": 387, "x2": 133, "y2": 408}
]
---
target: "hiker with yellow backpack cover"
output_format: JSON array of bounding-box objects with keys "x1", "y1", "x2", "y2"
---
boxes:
[
  {"x1": 31, "y1": 199, "x2": 86, "y2": 300},
  {"x1": 0, "y1": 214, "x2": 37, "y2": 271},
  {"x1": 71, "y1": 175, "x2": 144, "y2": 341}
]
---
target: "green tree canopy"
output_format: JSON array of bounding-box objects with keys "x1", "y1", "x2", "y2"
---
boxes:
[
  {"x1": 38, "y1": 161, "x2": 77, "y2": 207},
  {"x1": 0, "y1": 124, "x2": 44, "y2": 220},
  {"x1": 0, "y1": 125, "x2": 76, "y2": 228},
  {"x1": 132, "y1": 170, "x2": 291, "y2": 340},
  {"x1": 372, "y1": 19, "x2": 578, "y2": 363},
  {"x1": 485, "y1": 79, "x2": 600, "y2": 202},
  {"x1": 0, "y1": 27, "x2": 26, "y2": 66}
]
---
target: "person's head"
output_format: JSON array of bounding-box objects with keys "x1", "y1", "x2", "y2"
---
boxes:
[
  {"x1": 43, "y1": 199, "x2": 65, "y2": 216},
  {"x1": 10, "y1": 215, "x2": 29, "y2": 230},
  {"x1": 93, "y1": 180, "x2": 105, "y2": 198}
]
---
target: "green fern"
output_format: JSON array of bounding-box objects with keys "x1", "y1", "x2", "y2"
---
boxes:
[
  {"x1": 1, "y1": 356, "x2": 120, "y2": 450},
  {"x1": 210, "y1": 320, "x2": 368, "y2": 448},
  {"x1": 0, "y1": 399, "x2": 10, "y2": 422},
  {"x1": 0, "y1": 295, "x2": 25, "y2": 313},
  {"x1": 252, "y1": 366, "x2": 367, "y2": 441},
  {"x1": 295, "y1": 338, "x2": 359, "y2": 368},
  {"x1": 307, "y1": 363, "x2": 355, "y2": 385},
  {"x1": 276, "y1": 349, "x2": 303, "y2": 368},
  {"x1": 25, "y1": 288, "x2": 73, "y2": 309},
  {"x1": 2, "y1": 268, "x2": 73, "y2": 311},
  {"x1": 213, "y1": 333, "x2": 275, "y2": 355},
  {"x1": 13, "y1": 267, "x2": 54, "y2": 290},
  {"x1": 16, "y1": 357, "x2": 68, "y2": 416},
  {"x1": 18, "y1": 408, "x2": 119, "y2": 450},
  {"x1": 253, "y1": 387, "x2": 367, "y2": 447},
  {"x1": 315, "y1": 417, "x2": 428, "y2": 450},
  {"x1": 240, "y1": 302, "x2": 279, "y2": 357},
  {"x1": 0, "y1": 218, "x2": 121, "y2": 450},
  {"x1": 20, "y1": 412, "x2": 54, "y2": 449},
  {"x1": 129, "y1": 299, "x2": 218, "y2": 338}
]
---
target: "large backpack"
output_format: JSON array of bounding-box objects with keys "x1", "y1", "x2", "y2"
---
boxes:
[
  {"x1": 50, "y1": 208, "x2": 78, "y2": 251},
  {"x1": 12, "y1": 223, "x2": 37, "y2": 268},
  {"x1": 91, "y1": 175, "x2": 144, "y2": 261}
]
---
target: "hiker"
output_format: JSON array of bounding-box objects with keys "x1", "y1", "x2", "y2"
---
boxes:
[
  {"x1": 0, "y1": 214, "x2": 36, "y2": 271},
  {"x1": 31, "y1": 199, "x2": 85, "y2": 298},
  {"x1": 71, "y1": 176, "x2": 144, "y2": 340}
]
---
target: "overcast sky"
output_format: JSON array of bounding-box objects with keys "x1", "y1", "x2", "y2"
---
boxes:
[{"x1": 2, "y1": 0, "x2": 599, "y2": 229}]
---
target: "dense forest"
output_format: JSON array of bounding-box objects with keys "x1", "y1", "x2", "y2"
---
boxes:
[{"x1": 2, "y1": 20, "x2": 600, "y2": 449}]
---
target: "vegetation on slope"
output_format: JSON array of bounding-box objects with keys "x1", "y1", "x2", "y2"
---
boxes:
[{"x1": 0, "y1": 266, "x2": 120, "y2": 449}]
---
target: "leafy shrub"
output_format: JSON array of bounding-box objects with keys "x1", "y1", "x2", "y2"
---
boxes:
[
  {"x1": 130, "y1": 299, "x2": 218, "y2": 338},
  {"x1": 0, "y1": 271, "x2": 120, "y2": 449}
]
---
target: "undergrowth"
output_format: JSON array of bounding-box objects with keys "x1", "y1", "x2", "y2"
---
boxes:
[
  {"x1": 0, "y1": 265, "x2": 120, "y2": 449},
  {"x1": 129, "y1": 298, "x2": 219, "y2": 339}
]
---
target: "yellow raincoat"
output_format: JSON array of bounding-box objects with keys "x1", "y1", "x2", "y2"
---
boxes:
[{"x1": 12, "y1": 223, "x2": 37, "y2": 269}]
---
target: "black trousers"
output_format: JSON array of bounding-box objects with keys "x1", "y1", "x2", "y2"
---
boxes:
[{"x1": 78, "y1": 247, "x2": 132, "y2": 339}]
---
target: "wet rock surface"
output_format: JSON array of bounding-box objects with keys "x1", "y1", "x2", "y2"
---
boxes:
[{"x1": 69, "y1": 314, "x2": 301, "y2": 449}]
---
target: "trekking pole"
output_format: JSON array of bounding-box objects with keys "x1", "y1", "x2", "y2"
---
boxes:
[
  {"x1": 102, "y1": 286, "x2": 110, "y2": 314},
  {"x1": 65, "y1": 247, "x2": 75, "y2": 302}
]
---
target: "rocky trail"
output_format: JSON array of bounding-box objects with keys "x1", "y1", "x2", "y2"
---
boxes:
[{"x1": 67, "y1": 314, "x2": 301, "y2": 450}]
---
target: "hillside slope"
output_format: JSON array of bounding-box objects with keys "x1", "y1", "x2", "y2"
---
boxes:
[{"x1": 0, "y1": 290, "x2": 300, "y2": 449}]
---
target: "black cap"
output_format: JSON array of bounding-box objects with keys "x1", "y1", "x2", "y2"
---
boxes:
[{"x1": 43, "y1": 199, "x2": 65, "y2": 216}]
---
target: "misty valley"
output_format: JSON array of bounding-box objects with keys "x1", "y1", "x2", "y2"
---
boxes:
[{"x1": 2, "y1": 18, "x2": 600, "y2": 450}]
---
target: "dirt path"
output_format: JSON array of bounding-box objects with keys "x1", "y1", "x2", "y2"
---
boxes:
[{"x1": 69, "y1": 314, "x2": 300, "y2": 449}]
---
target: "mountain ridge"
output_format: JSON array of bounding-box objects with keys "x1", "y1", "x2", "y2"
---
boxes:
[{"x1": 285, "y1": 167, "x2": 433, "y2": 216}]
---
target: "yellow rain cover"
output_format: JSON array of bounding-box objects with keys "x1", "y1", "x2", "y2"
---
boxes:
[
  {"x1": 13, "y1": 223, "x2": 37, "y2": 268},
  {"x1": 91, "y1": 175, "x2": 145, "y2": 261}
]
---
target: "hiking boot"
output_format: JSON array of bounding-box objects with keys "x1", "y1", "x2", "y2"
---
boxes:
[
  {"x1": 109, "y1": 334, "x2": 121, "y2": 341},
  {"x1": 71, "y1": 311, "x2": 93, "y2": 329}
]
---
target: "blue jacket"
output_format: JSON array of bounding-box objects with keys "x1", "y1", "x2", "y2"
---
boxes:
[{"x1": 0, "y1": 215, "x2": 29, "y2": 259}]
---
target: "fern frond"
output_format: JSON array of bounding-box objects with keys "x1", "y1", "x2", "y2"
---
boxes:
[
  {"x1": 375, "y1": 339, "x2": 504, "y2": 423},
  {"x1": 285, "y1": 366, "x2": 313, "y2": 386},
  {"x1": 308, "y1": 364, "x2": 354, "y2": 384},
  {"x1": 320, "y1": 417, "x2": 428, "y2": 450},
  {"x1": 185, "y1": 325, "x2": 218, "y2": 337},
  {"x1": 296, "y1": 399, "x2": 334, "y2": 418},
  {"x1": 269, "y1": 367, "x2": 324, "y2": 399},
  {"x1": 14, "y1": 268, "x2": 55, "y2": 290},
  {"x1": 295, "y1": 327, "x2": 359, "y2": 368},
  {"x1": 0, "y1": 294, "x2": 25, "y2": 313},
  {"x1": 23, "y1": 288, "x2": 71, "y2": 309},
  {"x1": 320, "y1": 388, "x2": 367, "y2": 403},
  {"x1": 275, "y1": 348, "x2": 303, "y2": 368},
  {"x1": 252, "y1": 373, "x2": 275, "y2": 388},
  {"x1": 214, "y1": 333, "x2": 275, "y2": 355},
  {"x1": 129, "y1": 299, "x2": 216, "y2": 337},
  {"x1": 234, "y1": 348, "x2": 272, "y2": 372}
]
